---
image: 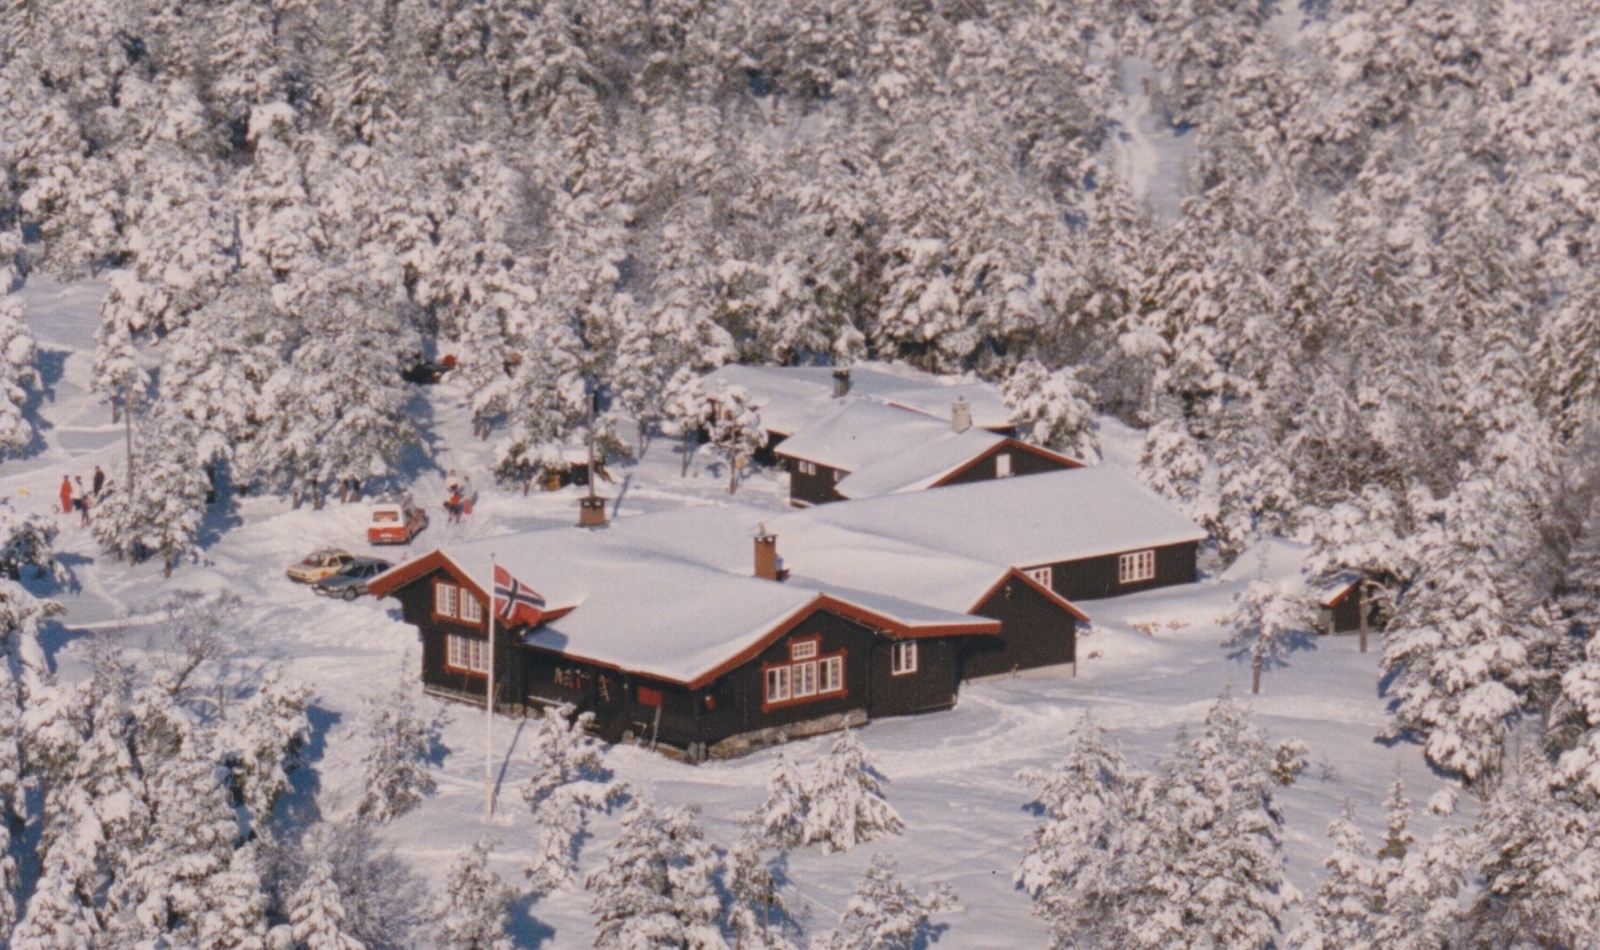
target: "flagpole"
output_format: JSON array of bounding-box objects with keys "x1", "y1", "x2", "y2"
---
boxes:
[{"x1": 485, "y1": 553, "x2": 496, "y2": 823}]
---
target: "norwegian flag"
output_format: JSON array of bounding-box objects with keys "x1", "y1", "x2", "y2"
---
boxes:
[{"x1": 493, "y1": 563, "x2": 546, "y2": 627}]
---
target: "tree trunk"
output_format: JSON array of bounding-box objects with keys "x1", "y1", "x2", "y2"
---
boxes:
[
  {"x1": 681, "y1": 433, "x2": 692, "y2": 477},
  {"x1": 728, "y1": 451, "x2": 739, "y2": 495},
  {"x1": 312, "y1": 484, "x2": 325, "y2": 510},
  {"x1": 292, "y1": 487, "x2": 303, "y2": 510},
  {"x1": 1251, "y1": 657, "x2": 1262, "y2": 695},
  {"x1": 1358, "y1": 586, "x2": 1369, "y2": 654}
]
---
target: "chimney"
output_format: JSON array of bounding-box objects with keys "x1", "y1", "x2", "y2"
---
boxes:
[
  {"x1": 754, "y1": 524, "x2": 780, "y2": 581},
  {"x1": 832, "y1": 368, "x2": 851, "y2": 398},
  {"x1": 951, "y1": 398, "x2": 972, "y2": 434}
]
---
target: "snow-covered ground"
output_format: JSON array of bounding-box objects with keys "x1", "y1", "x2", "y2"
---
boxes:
[{"x1": 12, "y1": 277, "x2": 1459, "y2": 948}]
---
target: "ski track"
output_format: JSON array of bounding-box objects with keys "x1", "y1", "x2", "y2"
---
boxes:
[{"x1": 8, "y1": 275, "x2": 1457, "y2": 948}]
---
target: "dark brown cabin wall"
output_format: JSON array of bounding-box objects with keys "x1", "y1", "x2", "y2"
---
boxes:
[
  {"x1": 1047, "y1": 541, "x2": 1200, "y2": 601},
  {"x1": 868, "y1": 636, "x2": 961, "y2": 715},
  {"x1": 396, "y1": 566, "x2": 518, "y2": 705},
  {"x1": 964, "y1": 578, "x2": 1076, "y2": 679},
  {"x1": 938, "y1": 443, "x2": 1075, "y2": 488},
  {"x1": 703, "y1": 611, "x2": 878, "y2": 742},
  {"x1": 785, "y1": 459, "x2": 844, "y2": 506}
]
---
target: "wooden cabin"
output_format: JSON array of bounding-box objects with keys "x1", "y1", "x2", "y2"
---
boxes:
[
  {"x1": 1316, "y1": 573, "x2": 1378, "y2": 634},
  {"x1": 791, "y1": 464, "x2": 1207, "y2": 602},
  {"x1": 773, "y1": 399, "x2": 1080, "y2": 507},
  {"x1": 368, "y1": 540, "x2": 1000, "y2": 762}
]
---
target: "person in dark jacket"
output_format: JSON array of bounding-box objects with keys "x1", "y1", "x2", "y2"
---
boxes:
[{"x1": 92, "y1": 466, "x2": 106, "y2": 498}]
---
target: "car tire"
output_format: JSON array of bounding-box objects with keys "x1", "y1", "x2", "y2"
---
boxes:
[{"x1": 343, "y1": 587, "x2": 359, "y2": 601}]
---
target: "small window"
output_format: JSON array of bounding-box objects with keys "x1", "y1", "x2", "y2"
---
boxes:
[
  {"x1": 1118, "y1": 550, "x2": 1156, "y2": 584},
  {"x1": 446, "y1": 633, "x2": 488, "y2": 673},
  {"x1": 820, "y1": 656, "x2": 843, "y2": 693},
  {"x1": 790, "y1": 639, "x2": 818, "y2": 661},
  {"x1": 459, "y1": 592, "x2": 482, "y2": 623},
  {"x1": 995, "y1": 452, "x2": 1012, "y2": 477},
  {"x1": 798, "y1": 460, "x2": 817, "y2": 476},
  {"x1": 1025, "y1": 566, "x2": 1053, "y2": 589},
  {"x1": 435, "y1": 582, "x2": 458, "y2": 618},
  {"x1": 891, "y1": 641, "x2": 918, "y2": 676},
  {"x1": 832, "y1": 469, "x2": 843, "y2": 483},
  {"x1": 765, "y1": 666, "x2": 791, "y2": 703}
]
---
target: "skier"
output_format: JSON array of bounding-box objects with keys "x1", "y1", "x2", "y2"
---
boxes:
[
  {"x1": 445, "y1": 489, "x2": 464, "y2": 525},
  {"x1": 459, "y1": 473, "x2": 475, "y2": 516},
  {"x1": 445, "y1": 469, "x2": 461, "y2": 496},
  {"x1": 92, "y1": 465, "x2": 106, "y2": 499},
  {"x1": 59, "y1": 475, "x2": 72, "y2": 514}
]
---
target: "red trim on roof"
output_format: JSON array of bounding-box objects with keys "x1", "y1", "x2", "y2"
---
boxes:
[
  {"x1": 969, "y1": 568, "x2": 1091, "y2": 622},
  {"x1": 929, "y1": 439, "x2": 1084, "y2": 489},
  {"x1": 369, "y1": 550, "x2": 577, "y2": 627},
  {"x1": 1321, "y1": 583, "x2": 1358, "y2": 609}
]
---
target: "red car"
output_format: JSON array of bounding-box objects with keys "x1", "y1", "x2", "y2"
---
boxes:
[{"x1": 368, "y1": 496, "x2": 428, "y2": 545}]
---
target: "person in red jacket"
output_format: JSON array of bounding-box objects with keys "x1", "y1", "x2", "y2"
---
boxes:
[{"x1": 59, "y1": 476, "x2": 72, "y2": 514}]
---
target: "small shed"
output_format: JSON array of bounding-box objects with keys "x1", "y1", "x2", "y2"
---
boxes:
[{"x1": 1317, "y1": 572, "x2": 1375, "y2": 634}]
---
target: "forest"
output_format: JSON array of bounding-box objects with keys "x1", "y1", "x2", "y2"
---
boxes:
[{"x1": 3, "y1": 0, "x2": 1600, "y2": 946}]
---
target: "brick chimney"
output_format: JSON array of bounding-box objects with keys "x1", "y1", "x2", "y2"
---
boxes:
[
  {"x1": 754, "y1": 524, "x2": 780, "y2": 580},
  {"x1": 951, "y1": 397, "x2": 972, "y2": 434},
  {"x1": 832, "y1": 368, "x2": 851, "y2": 398}
]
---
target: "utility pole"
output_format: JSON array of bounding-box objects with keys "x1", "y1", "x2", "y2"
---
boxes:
[
  {"x1": 485, "y1": 554, "x2": 496, "y2": 823},
  {"x1": 123, "y1": 392, "x2": 135, "y2": 494}
]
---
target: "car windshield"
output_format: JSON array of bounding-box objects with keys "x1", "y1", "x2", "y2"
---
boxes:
[
  {"x1": 373, "y1": 510, "x2": 400, "y2": 523},
  {"x1": 302, "y1": 554, "x2": 328, "y2": 566}
]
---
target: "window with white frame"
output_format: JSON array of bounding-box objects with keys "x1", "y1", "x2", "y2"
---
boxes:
[
  {"x1": 1025, "y1": 566, "x2": 1053, "y2": 588},
  {"x1": 459, "y1": 591, "x2": 482, "y2": 623},
  {"x1": 793, "y1": 661, "x2": 817, "y2": 698},
  {"x1": 832, "y1": 469, "x2": 843, "y2": 483},
  {"x1": 765, "y1": 666, "x2": 791, "y2": 703},
  {"x1": 891, "y1": 640, "x2": 918, "y2": 675},
  {"x1": 820, "y1": 656, "x2": 843, "y2": 692},
  {"x1": 1118, "y1": 549, "x2": 1156, "y2": 584},
  {"x1": 765, "y1": 645, "x2": 845, "y2": 706},
  {"x1": 446, "y1": 633, "x2": 489, "y2": 673},
  {"x1": 797, "y1": 460, "x2": 817, "y2": 476},
  {"x1": 995, "y1": 451, "x2": 1013, "y2": 477},
  {"x1": 434, "y1": 582, "x2": 458, "y2": 618}
]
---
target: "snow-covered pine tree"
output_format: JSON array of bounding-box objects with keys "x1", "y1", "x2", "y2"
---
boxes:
[
  {"x1": 585, "y1": 798, "x2": 729, "y2": 950},
  {"x1": 1368, "y1": 786, "x2": 1468, "y2": 950},
  {"x1": 432, "y1": 837, "x2": 516, "y2": 950},
  {"x1": 1015, "y1": 711, "x2": 1143, "y2": 950},
  {"x1": 1381, "y1": 472, "x2": 1538, "y2": 786},
  {"x1": 747, "y1": 751, "x2": 807, "y2": 852},
  {"x1": 353, "y1": 676, "x2": 439, "y2": 824},
  {"x1": 219, "y1": 666, "x2": 311, "y2": 834},
  {"x1": 663, "y1": 368, "x2": 715, "y2": 478},
  {"x1": 1464, "y1": 757, "x2": 1599, "y2": 947},
  {"x1": 1285, "y1": 805, "x2": 1381, "y2": 950},
  {"x1": 0, "y1": 630, "x2": 20, "y2": 942},
  {"x1": 522, "y1": 708, "x2": 620, "y2": 895},
  {"x1": 1135, "y1": 692, "x2": 1302, "y2": 950},
  {"x1": 796, "y1": 730, "x2": 903, "y2": 855},
  {"x1": 707, "y1": 384, "x2": 764, "y2": 495},
  {"x1": 0, "y1": 229, "x2": 40, "y2": 456},
  {"x1": 1227, "y1": 579, "x2": 1312, "y2": 694},
  {"x1": 1557, "y1": 633, "x2": 1600, "y2": 801},
  {"x1": 289, "y1": 859, "x2": 366, "y2": 950},
  {"x1": 723, "y1": 831, "x2": 797, "y2": 950},
  {"x1": 810, "y1": 854, "x2": 956, "y2": 950},
  {"x1": 1000, "y1": 359, "x2": 1098, "y2": 462},
  {"x1": 90, "y1": 406, "x2": 210, "y2": 575}
]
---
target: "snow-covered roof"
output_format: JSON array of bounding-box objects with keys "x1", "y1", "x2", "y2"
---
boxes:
[
  {"x1": 598, "y1": 502, "x2": 1078, "y2": 617},
  {"x1": 377, "y1": 522, "x2": 995, "y2": 687},
  {"x1": 834, "y1": 429, "x2": 1010, "y2": 498},
  {"x1": 771, "y1": 400, "x2": 963, "y2": 472},
  {"x1": 701, "y1": 362, "x2": 1015, "y2": 435},
  {"x1": 782, "y1": 464, "x2": 1208, "y2": 569}
]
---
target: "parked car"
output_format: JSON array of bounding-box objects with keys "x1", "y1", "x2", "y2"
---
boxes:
[
  {"x1": 368, "y1": 495, "x2": 428, "y2": 545},
  {"x1": 286, "y1": 547, "x2": 357, "y2": 584},
  {"x1": 401, "y1": 354, "x2": 457, "y2": 384},
  {"x1": 313, "y1": 558, "x2": 394, "y2": 600}
]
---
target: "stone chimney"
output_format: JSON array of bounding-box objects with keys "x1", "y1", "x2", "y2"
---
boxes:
[
  {"x1": 754, "y1": 524, "x2": 780, "y2": 580},
  {"x1": 832, "y1": 368, "x2": 851, "y2": 398},
  {"x1": 951, "y1": 397, "x2": 972, "y2": 434}
]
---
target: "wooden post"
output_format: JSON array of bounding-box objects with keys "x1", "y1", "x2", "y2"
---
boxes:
[
  {"x1": 1251, "y1": 657, "x2": 1262, "y2": 695},
  {"x1": 485, "y1": 555, "x2": 496, "y2": 823}
]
